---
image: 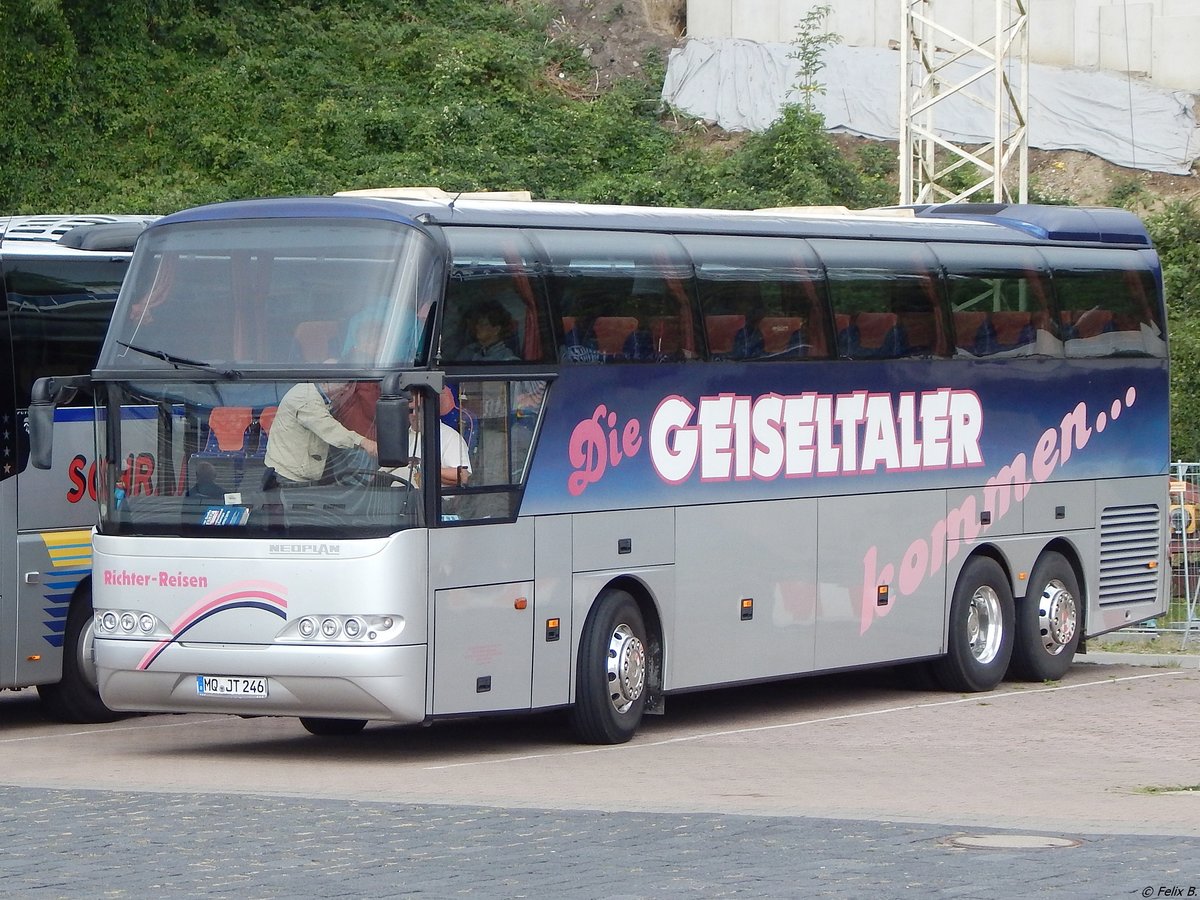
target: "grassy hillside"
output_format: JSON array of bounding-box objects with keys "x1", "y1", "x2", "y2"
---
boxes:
[{"x1": 0, "y1": 0, "x2": 886, "y2": 213}]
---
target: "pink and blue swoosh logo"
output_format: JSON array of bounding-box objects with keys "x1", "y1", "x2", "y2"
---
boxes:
[{"x1": 136, "y1": 581, "x2": 288, "y2": 670}]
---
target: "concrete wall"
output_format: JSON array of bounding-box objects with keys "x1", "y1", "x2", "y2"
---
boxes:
[{"x1": 686, "y1": 0, "x2": 1200, "y2": 91}]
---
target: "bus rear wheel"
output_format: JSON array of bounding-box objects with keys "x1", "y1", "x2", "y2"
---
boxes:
[
  {"x1": 300, "y1": 717, "x2": 368, "y2": 736},
  {"x1": 37, "y1": 589, "x2": 119, "y2": 723},
  {"x1": 933, "y1": 556, "x2": 1014, "y2": 693},
  {"x1": 569, "y1": 590, "x2": 648, "y2": 745},
  {"x1": 1008, "y1": 552, "x2": 1081, "y2": 682}
]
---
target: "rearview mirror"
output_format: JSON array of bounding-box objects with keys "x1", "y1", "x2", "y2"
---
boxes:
[{"x1": 28, "y1": 375, "x2": 91, "y2": 470}]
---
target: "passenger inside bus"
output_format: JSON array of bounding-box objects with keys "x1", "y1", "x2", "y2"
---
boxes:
[
  {"x1": 462, "y1": 299, "x2": 519, "y2": 361},
  {"x1": 263, "y1": 369, "x2": 377, "y2": 488},
  {"x1": 188, "y1": 460, "x2": 226, "y2": 500},
  {"x1": 561, "y1": 312, "x2": 603, "y2": 362},
  {"x1": 391, "y1": 392, "x2": 472, "y2": 488}
]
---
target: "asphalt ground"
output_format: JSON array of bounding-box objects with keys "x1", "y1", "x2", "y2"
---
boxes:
[{"x1": 1, "y1": 653, "x2": 1197, "y2": 899}]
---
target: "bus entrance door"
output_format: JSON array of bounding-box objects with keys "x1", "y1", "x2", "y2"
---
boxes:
[{"x1": 429, "y1": 519, "x2": 537, "y2": 716}]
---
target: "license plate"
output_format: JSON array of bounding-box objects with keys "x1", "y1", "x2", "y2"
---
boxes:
[{"x1": 196, "y1": 675, "x2": 268, "y2": 698}]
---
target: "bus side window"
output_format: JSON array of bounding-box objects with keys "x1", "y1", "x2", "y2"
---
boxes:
[
  {"x1": 933, "y1": 243, "x2": 1061, "y2": 359},
  {"x1": 443, "y1": 378, "x2": 546, "y2": 522},
  {"x1": 535, "y1": 228, "x2": 699, "y2": 364},
  {"x1": 681, "y1": 233, "x2": 831, "y2": 361},
  {"x1": 1043, "y1": 246, "x2": 1165, "y2": 359},
  {"x1": 443, "y1": 228, "x2": 554, "y2": 364},
  {"x1": 814, "y1": 239, "x2": 949, "y2": 361}
]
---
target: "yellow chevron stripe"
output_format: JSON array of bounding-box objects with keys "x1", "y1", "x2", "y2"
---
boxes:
[
  {"x1": 40, "y1": 530, "x2": 93, "y2": 568},
  {"x1": 40, "y1": 529, "x2": 92, "y2": 548}
]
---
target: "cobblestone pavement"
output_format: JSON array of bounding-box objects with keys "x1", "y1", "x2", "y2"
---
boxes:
[
  {"x1": 3, "y1": 662, "x2": 1199, "y2": 898},
  {"x1": 0, "y1": 786, "x2": 1196, "y2": 899}
]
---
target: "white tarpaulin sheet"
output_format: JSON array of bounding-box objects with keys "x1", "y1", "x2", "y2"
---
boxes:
[{"x1": 662, "y1": 39, "x2": 1200, "y2": 175}]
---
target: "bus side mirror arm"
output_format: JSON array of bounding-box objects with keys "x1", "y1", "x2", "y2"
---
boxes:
[{"x1": 28, "y1": 375, "x2": 91, "y2": 470}]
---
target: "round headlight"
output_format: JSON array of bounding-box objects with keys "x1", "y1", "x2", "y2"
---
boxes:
[
  {"x1": 320, "y1": 617, "x2": 340, "y2": 638},
  {"x1": 101, "y1": 612, "x2": 118, "y2": 631},
  {"x1": 139, "y1": 614, "x2": 155, "y2": 633},
  {"x1": 344, "y1": 617, "x2": 363, "y2": 639},
  {"x1": 120, "y1": 613, "x2": 137, "y2": 632},
  {"x1": 297, "y1": 617, "x2": 316, "y2": 638}
]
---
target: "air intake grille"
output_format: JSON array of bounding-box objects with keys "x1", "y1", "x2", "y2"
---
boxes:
[{"x1": 1099, "y1": 504, "x2": 1162, "y2": 606}]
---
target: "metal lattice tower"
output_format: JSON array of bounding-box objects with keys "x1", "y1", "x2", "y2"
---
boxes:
[{"x1": 899, "y1": 0, "x2": 1029, "y2": 205}]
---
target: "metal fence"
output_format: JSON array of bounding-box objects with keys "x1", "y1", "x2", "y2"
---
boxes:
[{"x1": 1150, "y1": 461, "x2": 1200, "y2": 647}]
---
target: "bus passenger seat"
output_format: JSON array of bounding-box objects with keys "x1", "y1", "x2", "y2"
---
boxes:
[
  {"x1": 204, "y1": 407, "x2": 254, "y2": 455},
  {"x1": 990, "y1": 311, "x2": 1034, "y2": 350},
  {"x1": 593, "y1": 316, "x2": 640, "y2": 358},
  {"x1": 758, "y1": 317, "x2": 805, "y2": 355},
  {"x1": 954, "y1": 311, "x2": 988, "y2": 353},
  {"x1": 705, "y1": 315, "x2": 745, "y2": 357},
  {"x1": 854, "y1": 312, "x2": 904, "y2": 358},
  {"x1": 1066, "y1": 309, "x2": 1114, "y2": 340},
  {"x1": 896, "y1": 312, "x2": 936, "y2": 356},
  {"x1": 253, "y1": 406, "x2": 278, "y2": 456}
]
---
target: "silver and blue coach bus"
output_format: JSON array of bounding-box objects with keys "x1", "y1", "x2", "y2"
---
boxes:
[
  {"x1": 2, "y1": 214, "x2": 155, "y2": 721},
  {"x1": 48, "y1": 193, "x2": 1167, "y2": 742}
]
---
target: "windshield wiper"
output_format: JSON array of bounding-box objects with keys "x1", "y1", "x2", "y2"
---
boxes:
[{"x1": 116, "y1": 341, "x2": 242, "y2": 379}]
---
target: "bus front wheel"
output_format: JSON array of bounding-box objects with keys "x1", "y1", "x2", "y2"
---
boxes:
[
  {"x1": 300, "y1": 717, "x2": 368, "y2": 736},
  {"x1": 1008, "y1": 552, "x2": 1081, "y2": 682},
  {"x1": 569, "y1": 590, "x2": 648, "y2": 745},
  {"x1": 933, "y1": 556, "x2": 1014, "y2": 693},
  {"x1": 37, "y1": 589, "x2": 119, "y2": 723}
]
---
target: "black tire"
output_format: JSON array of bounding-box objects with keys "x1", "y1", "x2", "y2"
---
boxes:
[
  {"x1": 1008, "y1": 551, "x2": 1082, "y2": 682},
  {"x1": 300, "y1": 717, "x2": 368, "y2": 736},
  {"x1": 933, "y1": 556, "x2": 1014, "y2": 693},
  {"x1": 37, "y1": 588, "x2": 119, "y2": 723},
  {"x1": 568, "y1": 590, "x2": 648, "y2": 745}
]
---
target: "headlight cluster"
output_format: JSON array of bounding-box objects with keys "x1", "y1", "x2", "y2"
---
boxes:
[
  {"x1": 276, "y1": 614, "x2": 403, "y2": 643},
  {"x1": 95, "y1": 609, "x2": 169, "y2": 637}
]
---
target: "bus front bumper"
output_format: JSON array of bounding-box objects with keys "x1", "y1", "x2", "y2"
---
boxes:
[{"x1": 95, "y1": 639, "x2": 428, "y2": 723}]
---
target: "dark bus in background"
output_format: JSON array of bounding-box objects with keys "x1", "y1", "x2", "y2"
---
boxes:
[{"x1": 0, "y1": 214, "x2": 155, "y2": 721}]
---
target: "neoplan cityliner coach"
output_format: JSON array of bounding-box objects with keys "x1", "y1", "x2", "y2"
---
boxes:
[{"x1": 32, "y1": 193, "x2": 1169, "y2": 742}]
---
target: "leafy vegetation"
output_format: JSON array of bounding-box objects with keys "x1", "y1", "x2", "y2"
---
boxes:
[
  {"x1": 4, "y1": 0, "x2": 1200, "y2": 454},
  {"x1": 1145, "y1": 201, "x2": 1200, "y2": 460},
  {"x1": 0, "y1": 0, "x2": 886, "y2": 212}
]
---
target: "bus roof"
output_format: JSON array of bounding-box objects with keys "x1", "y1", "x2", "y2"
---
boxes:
[
  {"x1": 0, "y1": 214, "x2": 158, "y2": 255},
  {"x1": 151, "y1": 196, "x2": 1153, "y2": 248}
]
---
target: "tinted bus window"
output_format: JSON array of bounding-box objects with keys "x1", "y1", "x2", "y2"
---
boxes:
[
  {"x1": 4, "y1": 256, "x2": 125, "y2": 406},
  {"x1": 931, "y1": 243, "x2": 1059, "y2": 358},
  {"x1": 678, "y1": 234, "x2": 831, "y2": 360},
  {"x1": 811, "y1": 240, "x2": 949, "y2": 359},
  {"x1": 111, "y1": 219, "x2": 439, "y2": 370},
  {"x1": 1043, "y1": 246, "x2": 1166, "y2": 358},
  {"x1": 531, "y1": 230, "x2": 700, "y2": 363},
  {"x1": 440, "y1": 228, "x2": 554, "y2": 364}
]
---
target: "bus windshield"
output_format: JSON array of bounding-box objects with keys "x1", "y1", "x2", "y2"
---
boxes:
[
  {"x1": 95, "y1": 377, "x2": 430, "y2": 539},
  {"x1": 98, "y1": 217, "x2": 442, "y2": 373}
]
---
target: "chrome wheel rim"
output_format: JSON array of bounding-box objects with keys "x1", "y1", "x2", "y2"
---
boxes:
[
  {"x1": 966, "y1": 586, "x2": 1004, "y2": 665},
  {"x1": 78, "y1": 615, "x2": 100, "y2": 690},
  {"x1": 1038, "y1": 578, "x2": 1078, "y2": 656},
  {"x1": 606, "y1": 623, "x2": 645, "y2": 714}
]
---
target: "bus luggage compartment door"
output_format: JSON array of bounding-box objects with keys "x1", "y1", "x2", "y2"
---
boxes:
[{"x1": 432, "y1": 581, "x2": 534, "y2": 715}]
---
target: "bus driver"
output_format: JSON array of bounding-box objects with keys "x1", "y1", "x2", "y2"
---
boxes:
[{"x1": 264, "y1": 368, "x2": 378, "y2": 487}]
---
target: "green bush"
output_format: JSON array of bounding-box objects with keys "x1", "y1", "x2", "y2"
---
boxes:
[{"x1": 1147, "y1": 201, "x2": 1200, "y2": 461}]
